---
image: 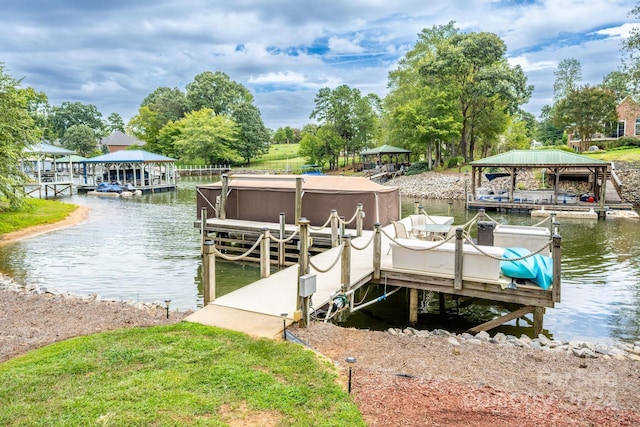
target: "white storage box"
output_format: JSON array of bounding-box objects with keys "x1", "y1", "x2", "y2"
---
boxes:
[
  {"x1": 389, "y1": 239, "x2": 504, "y2": 283},
  {"x1": 493, "y1": 225, "x2": 551, "y2": 255}
]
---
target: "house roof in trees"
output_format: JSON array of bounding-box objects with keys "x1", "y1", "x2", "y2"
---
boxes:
[
  {"x1": 99, "y1": 131, "x2": 145, "y2": 147},
  {"x1": 470, "y1": 149, "x2": 608, "y2": 168},
  {"x1": 360, "y1": 144, "x2": 411, "y2": 155},
  {"x1": 81, "y1": 150, "x2": 176, "y2": 163}
]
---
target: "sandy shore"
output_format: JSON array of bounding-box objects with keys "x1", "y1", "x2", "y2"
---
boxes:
[{"x1": 0, "y1": 204, "x2": 90, "y2": 246}]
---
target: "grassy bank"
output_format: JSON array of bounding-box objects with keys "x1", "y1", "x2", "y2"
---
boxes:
[
  {"x1": 0, "y1": 199, "x2": 77, "y2": 235},
  {"x1": 0, "y1": 322, "x2": 364, "y2": 426}
]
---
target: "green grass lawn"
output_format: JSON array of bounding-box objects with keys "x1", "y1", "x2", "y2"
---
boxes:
[
  {"x1": 583, "y1": 147, "x2": 640, "y2": 163},
  {"x1": 0, "y1": 199, "x2": 77, "y2": 235},
  {"x1": 0, "y1": 322, "x2": 364, "y2": 426}
]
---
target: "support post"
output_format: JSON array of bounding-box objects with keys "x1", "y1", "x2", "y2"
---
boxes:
[
  {"x1": 278, "y1": 212, "x2": 286, "y2": 267},
  {"x1": 202, "y1": 241, "x2": 216, "y2": 305},
  {"x1": 341, "y1": 235, "x2": 352, "y2": 293},
  {"x1": 373, "y1": 223, "x2": 381, "y2": 280},
  {"x1": 439, "y1": 293, "x2": 446, "y2": 316},
  {"x1": 330, "y1": 209, "x2": 339, "y2": 247},
  {"x1": 260, "y1": 228, "x2": 270, "y2": 279},
  {"x1": 339, "y1": 216, "x2": 345, "y2": 245},
  {"x1": 478, "y1": 208, "x2": 485, "y2": 222},
  {"x1": 200, "y1": 207, "x2": 207, "y2": 255},
  {"x1": 297, "y1": 218, "x2": 310, "y2": 318},
  {"x1": 454, "y1": 227, "x2": 464, "y2": 290},
  {"x1": 219, "y1": 174, "x2": 228, "y2": 220},
  {"x1": 409, "y1": 288, "x2": 418, "y2": 325},
  {"x1": 414, "y1": 201, "x2": 420, "y2": 215},
  {"x1": 355, "y1": 203, "x2": 363, "y2": 237},
  {"x1": 295, "y1": 177, "x2": 304, "y2": 222},
  {"x1": 552, "y1": 234, "x2": 562, "y2": 303},
  {"x1": 533, "y1": 306, "x2": 545, "y2": 337}
]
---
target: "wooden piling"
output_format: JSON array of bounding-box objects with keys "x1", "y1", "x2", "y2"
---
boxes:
[
  {"x1": 295, "y1": 177, "x2": 303, "y2": 223},
  {"x1": 220, "y1": 174, "x2": 228, "y2": 220},
  {"x1": 533, "y1": 306, "x2": 545, "y2": 336},
  {"x1": 200, "y1": 207, "x2": 207, "y2": 255},
  {"x1": 552, "y1": 234, "x2": 562, "y2": 303},
  {"x1": 373, "y1": 223, "x2": 381, "y2": 280},
  {"x1": 260, "y1": 228, "x2": 270, "y2": 279},
  {"x1": 356, "y1": 203, "x2": 363, "y2": 237},
  {"x1": 297, "y1": 218, "x2": 310, "y2": 320},
  {"x1": 409, "y1": 288, "x2": 418, "y2": 325},
  {"x1": 341, "y1": 235, "x2": 352, "y2": 293},
  {"x1": 278, "y1": 213, "x2": 286, "y2": 267},
  {"x1": 330, "y1": 209, "x2": 338, "y2": 247},
  {"x1": 202, "y1": 241, "x2": 216, "y2": 305},
  {"x1": 454, "y1": 227, "x2": 464, "y2": 290}
]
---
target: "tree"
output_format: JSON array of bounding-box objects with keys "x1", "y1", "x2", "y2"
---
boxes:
[
  {"x1": 106, "y1": 113, "x2": 125, "y2": 133},
  {"x1": 164, "y1": 109, "x2": 239, "y2": 165},
  {"x1": 60, "y1": 124, "x2": 97, "y2": 157},
  {"x1": 231, "y1": 103, "x2": 270, "y2": 165},
  {"x1": 127, "y1": 106, "x2": 163, "y2": 153},
  {"x1": 553, "y1": 58, "x2": 582, "y2": 101},
  {"x1": 421, "y1": 27, "x2": 532, "y2": 161},
  {"x1": 622, "y1": 4, "x2": 640, "y2": 95},
  {"x1": 600, "y1": 71, "x2": 632, "y2": 102},
  {"x1": 298, "y1": 125, "x2": 342, "y2": 168},
  {"x1": 0, "y1": 63, "x2": 36, "y2": 210},
  {"x1": 49, "y1": 101, "x2": 104, "y2": 139},
  {"x1": 186, "y1": 71, "x2": 253, "y2": 115},
  {"x1": 535, "y1": 105, "x2": 564, "y2": 145},
  {"x1": 141, "y1": 87, "x2": 188, "y2": 126},
  {"x1": 553, "y1": 85, "x2": 618, "y2": 151}
]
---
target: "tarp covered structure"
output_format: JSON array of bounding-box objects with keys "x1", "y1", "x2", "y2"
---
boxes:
[{"x1": 196, "y1": 175, "x2": 400, "y2": 229}]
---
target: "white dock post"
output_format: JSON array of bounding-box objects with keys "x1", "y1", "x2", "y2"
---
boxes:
[
  {"x1": 297, "y1": 218, "x2": 310, "y2": 324},
  {"x1": 278, "y1": 212, "x2": 286, "y2": 267},
  {"x1": 200, "y1": 207, "x2": 207, "y2": 255},
  {"x1": 295, "y1": 177, "x2": 303, "y2": 223},
  {"x1": 552, "y1": 234, "x2": 562, "y2": 303},
  {"x1": 202, "y1": 241, "x2": 216, "y2": 305},
  {"x1": 260, "y1": 228, "x2": 270, "y2": 278},
  {"x1": 341, "y1": 235, "x2": 352, "y2": 293}
]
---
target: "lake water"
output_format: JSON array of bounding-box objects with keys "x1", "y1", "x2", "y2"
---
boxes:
[{"x1": 1, "y1": 177, "x2": 638, "y2": 344}]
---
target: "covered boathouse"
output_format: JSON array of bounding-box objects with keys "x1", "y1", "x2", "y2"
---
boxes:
[
  {"x1": 467, "y1": 149, "x2": 626, "y2": 217},
  {"x1": 78, "y1": 150, "x2": 178, "y2": 194},
  {"x1": 21, "y1": 142, "x2": 77, "y2": 198}
]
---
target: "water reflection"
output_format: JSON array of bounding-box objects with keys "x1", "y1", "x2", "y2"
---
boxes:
[{"x1": 0, "y1": 181, "x2": 638, "y2": 344}]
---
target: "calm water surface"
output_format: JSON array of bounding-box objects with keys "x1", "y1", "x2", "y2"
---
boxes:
[{"x1": 0, "y1": 177, "x2": 638, "y2": 344}]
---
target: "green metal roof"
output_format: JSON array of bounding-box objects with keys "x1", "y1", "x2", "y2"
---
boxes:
[
  {"x1": 470, "y1": 150, "x2": 609, "y2": 167},
  {"x1": 360, "y1": 144, "x2": 411, "y2": 155}
]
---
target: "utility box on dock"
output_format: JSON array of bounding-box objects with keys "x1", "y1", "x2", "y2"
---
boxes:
[
  {"x1": 477, "y1": 221, "x2": 495, "y2": 246},
  {"x1": 299, "y1": 274, "x2": 317, "y2": 297}
]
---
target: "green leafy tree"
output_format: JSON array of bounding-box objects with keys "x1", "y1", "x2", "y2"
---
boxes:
[
  {"x1": 127, "y1": 106, "x2": 163, "y2": 153},
  {"x1": 231, "y1": 103, "x2": 270, "y2": 165},
  {"x1": 600, "y1": 71, "x2": 632, "y2": 102},
  {"x1": 553, "y1": 85, "x2": 618, "y2": 151},
  {"x1": 622, "y1": 4, "x2": 640, "y2": 95},
  {"x1": 141, "y1": 87, "x2": 189, "y2": 126},
  {"x1": 421, "y1": 26, "x2": 532, "y2": 161},
  {"x1": 60, "y1": 124, "x2": 97, "y2": 157},
  {"x1": 106, "y1": 112, "x2": 125, "y2": 133},
  {"x1": 49, "y1": 101, "x2": 104, "y2": 139},
  {"x1": 553, "y1": 58, "x2": 582, "y2": 101},
  {"x1": 186, "y1": 71, "x2": 253, "y2": 115},
  {"x1": 535, "y1": 105, "x2": 564, "y2": 145},
  {"x1": 298, "y1": 125, "x2": 342, "y2": 168},
  {"x1": 273, "y1": 126, "x2": 295, "y2": 144},
  {"x1": 165, "y1": 109, "x2": 239, "y2": 165},
  {"x1": 0, "y1": 64, "x2": 36, "y2": 210}
]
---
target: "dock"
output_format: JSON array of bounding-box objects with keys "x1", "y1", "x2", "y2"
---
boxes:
[{"x1": 187, "y1": 213, "x2": 560, "y2": 339}]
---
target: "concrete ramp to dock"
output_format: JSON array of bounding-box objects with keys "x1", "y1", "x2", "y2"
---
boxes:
[{"x1": 185, "y1": 231, "x2": 377, "y2": 338}]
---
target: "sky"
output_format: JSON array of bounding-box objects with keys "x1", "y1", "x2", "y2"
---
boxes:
[{"x1": 2, "y1": 0, "x2": 639, "y2": 131}]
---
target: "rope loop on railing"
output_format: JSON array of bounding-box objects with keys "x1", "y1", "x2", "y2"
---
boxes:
[
  {"x1": 350, "y1": 233, "x2": 375, "y2": 250},
  {"x1": 210, "y1": 235, "x2": 264, "y2": 261},
  {"x1": 308, "y1": 214, "x2": 334, "y2": 231},
  {"x1": 309, "y1": 244, "x2": 345, "y2": 273},
  {"x1": 461, "y1": 231, "x2": 551, "y2": 261},
  {"x1": 336, "y1": 207, "x2": 361, "y2": 226},
  {"x1": 532, "y1": 215, "x2": 553, "y2": 227},
  {"x1": 381, "y1": 227, "x2": 456, "y2": 251},
  {"x1": 480, "y1": 212, "x2": 501, "y2": 225},
  {"x1": 269, "y1": 228, "x2": 300, "y2": 243}
]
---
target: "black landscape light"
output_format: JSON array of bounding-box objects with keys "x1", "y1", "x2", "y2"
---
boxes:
[
  {"x1": 164, "y1": 299, "x2": 171, "y2": 319},
  {"x1": 281, "y1": 313, "x2": 288, "y2": 340},
  {"x1": 345, "y1": 356, "x2": 357, "y2": 393}
]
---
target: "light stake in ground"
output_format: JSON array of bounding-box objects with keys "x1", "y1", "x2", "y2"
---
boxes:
[
  {"x1": 345, "y1": 356, "x2": 356, "y2": 393},
  {"x1": 164, "y1": 299, "x2": 171, "y2": 319},
  {"x1": 281, "y1": 313, "x2": 288, "y2": 340}
]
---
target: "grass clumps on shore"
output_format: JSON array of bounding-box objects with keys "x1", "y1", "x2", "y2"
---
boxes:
[
  {"x1": 0, "y1": 322, "x2": 364, "y2": 426},
  {"x1": 0, "y1": 198, "x2": 77, "y2": 235}
]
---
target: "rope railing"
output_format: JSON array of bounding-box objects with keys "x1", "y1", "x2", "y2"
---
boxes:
[
  {"x1": 532, "y1": 215, "x2": 554, "y2": 227},
  {"x1": 461, "y1": 231, "x2": 552, "y2": 261},
  {"x1": 210, "y1": 235, "x2": 264, "y2": 261},
  {"x1": 480, "y1": 211, "x2": 501, "y2": 225},
  {"x1": 336, "y1": 207, "x2": 361, "y2": 226},
  {"x1": 269, "y1": 228, "x2": 300, "y2": 243},
  {"x1": 350, "y1": 233, "x2": 375, "y2": 250},
  {"x1": 309, "y1": 244, "x2": 345, "y2": 273},
  {"x1": 381, "y1": 227, "x2": 456, "y2": 251},
  {"x1": 308, "y1": 214, "x2": 334, "y2": 231}
]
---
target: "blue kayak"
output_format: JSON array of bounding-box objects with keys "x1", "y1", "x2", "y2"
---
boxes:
[{"x1": 500, "y1": 247, "x2": 537, "y2": 280}]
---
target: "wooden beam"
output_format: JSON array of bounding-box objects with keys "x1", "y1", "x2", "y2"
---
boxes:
[{"x1": 468, "y1": 305, "x2": 535, "y2": 333}]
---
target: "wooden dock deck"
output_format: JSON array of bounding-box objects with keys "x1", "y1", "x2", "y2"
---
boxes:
[{"x1": 187, "y1": 217, "x2": 560, "y2": 338}]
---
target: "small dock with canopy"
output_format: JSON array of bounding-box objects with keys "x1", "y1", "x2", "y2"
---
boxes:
[{"x1": 21, "y1": 142, "x2": 77, "y2": 198}]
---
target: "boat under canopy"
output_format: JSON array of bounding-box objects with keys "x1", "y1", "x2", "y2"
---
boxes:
[{"x1": 196, "y1": 174, "x2": 400, "y2": 229}]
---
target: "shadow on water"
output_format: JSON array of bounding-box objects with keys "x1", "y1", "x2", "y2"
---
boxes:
[{"x1": 0, "y1": 179, "x2": 639, "y2": 343}]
